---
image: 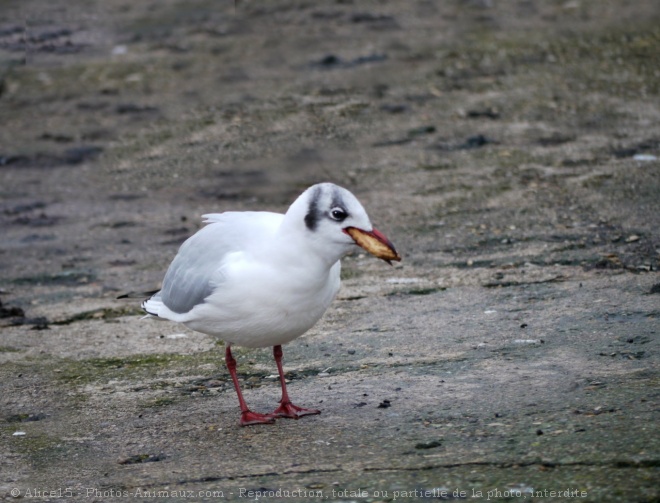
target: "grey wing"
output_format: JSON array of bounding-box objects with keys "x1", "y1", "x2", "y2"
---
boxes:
[
  {"x1": 157, "y1": 211, "x2": 283, "y2": 315},
  {"x1": 159, "y1": 225, "x2": 228, "y2": 314}
]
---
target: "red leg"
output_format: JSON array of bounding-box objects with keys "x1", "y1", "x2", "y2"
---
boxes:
[
  {"x1": 225, "y1": 346, "x2": 275, "y2": 426},
  {"x1": 271, "y1": 345, "x2": 321, "y2": 419}
]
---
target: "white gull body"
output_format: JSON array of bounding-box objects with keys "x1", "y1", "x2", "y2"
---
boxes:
[
  {"x1": 143, "y1": 183, "x2": 387, "y2": 347},
  {"x1": 143, "y1": 211, "x2": 340, "y2": 348}
]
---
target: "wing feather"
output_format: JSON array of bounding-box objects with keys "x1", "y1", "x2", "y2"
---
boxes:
[{"x1": 159, "y1": 211, "x2": 282, "y2": 314}]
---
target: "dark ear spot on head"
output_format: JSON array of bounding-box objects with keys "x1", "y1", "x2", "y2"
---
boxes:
[
  {"x1": 304, "y1": 210, "x2": 317, "y2": 230},
  {"x1": 304, "y1": 186, "x2": 321, "y2": 231}
]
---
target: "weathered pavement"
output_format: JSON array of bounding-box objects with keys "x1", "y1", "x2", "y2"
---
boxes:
[{"x1": 1, "y1": 1, "x2": 658, "y2": 501}]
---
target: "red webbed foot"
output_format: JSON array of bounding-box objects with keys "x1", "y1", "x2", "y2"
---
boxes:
[
  {"x1": 240, "y1": 410, "x2": 276, "y2": 426},
  {"x1": 272, "y1": 401, "x2": 321, "y2": 419}
]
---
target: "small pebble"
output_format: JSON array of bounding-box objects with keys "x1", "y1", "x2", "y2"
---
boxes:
[
  {"x1": 112, "y1": 45, "x2": 128, "y2": 55},
  {"x1": 164, "y1": 333, "x2": 187, "y2": 339},
  {"x1": 633, "y1": 154, "x2": 657, "y2": 162}
]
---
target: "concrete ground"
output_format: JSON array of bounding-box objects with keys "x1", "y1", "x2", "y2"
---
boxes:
[{"x1": 1, "y1": 1, "x2": 658, "y2": 501}]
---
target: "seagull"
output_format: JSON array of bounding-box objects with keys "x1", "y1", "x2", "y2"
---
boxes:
[{"x1": 140, "y1": 182, "x2": 400, "y2": 426}]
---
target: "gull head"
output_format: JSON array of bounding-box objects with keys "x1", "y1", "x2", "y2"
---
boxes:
[{"x1": 284, "y1": 183, "x2": 401, "y2": 265}]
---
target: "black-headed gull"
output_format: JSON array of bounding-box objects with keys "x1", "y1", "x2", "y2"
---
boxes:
[{"x1": 141, "y1": 182, "x2": 400, "y2": 426}]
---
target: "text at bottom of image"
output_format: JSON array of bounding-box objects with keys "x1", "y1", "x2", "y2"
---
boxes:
[{"x1": 11, "y1": 486, "x2": 590, "y2": 500}]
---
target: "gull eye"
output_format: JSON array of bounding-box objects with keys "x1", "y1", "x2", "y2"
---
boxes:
[{"x1": 330, "y1": 207, "x2": 348, "y2": 222}]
